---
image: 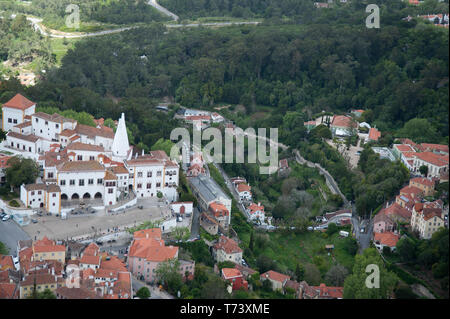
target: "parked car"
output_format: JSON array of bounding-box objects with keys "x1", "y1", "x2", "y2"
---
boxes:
[
  {"x1": 95, "y1": 241, "x2": 103, "y2": 246},
  {"x1": 2, "y1": 215, "x2": 10, "y2": 221},
  {"x1": 0, "y1": 212, "x2": 6, "y2": 219},
  {"x1": 31, "y1": 219, "x2": 38, "y2": 224}
]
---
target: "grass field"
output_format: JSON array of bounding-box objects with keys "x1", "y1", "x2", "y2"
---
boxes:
[
  {"x1": 50, "y1": 38, "x2": 79, "y2": 66},
  {"x1": 252, "y1": 229, "x2": 355, "y2": 275}
]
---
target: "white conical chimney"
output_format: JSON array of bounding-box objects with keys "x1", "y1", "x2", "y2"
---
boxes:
[{"x1": 111, "y1": 113, "x2": 130, "y2": 158}]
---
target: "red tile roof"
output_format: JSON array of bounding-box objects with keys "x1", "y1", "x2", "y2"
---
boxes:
[
  {"x1": 260, "y1": 270, "x2": 290, "y2": 284},
  {"x1": 213, "y1": 236, "x2": 242, "y2": 255},
  {"x1": 80, "y1": 255, "x2": 101, "y2": 265},
  {"x1": 331, "y1": 115, "x2": 355, "y2": 129},
  {"x1": 133, "y1": 228, "x2": 162, "y2": 240},
  {"x1": 128, "y1": 238, "x2": 178, "y2": 262},
  {"x1": 248, "y1": 203, "x2": 264, "y2": 214},
  {"x1": 410, "y1": 177, "x2": 435, "y2": 188},
  {"x1": 420, "y1": 143, "x2": 449, "y2": 153},
  {"x1": 0, "y1": 283, "x2": 17, "y2": 299},
  {"x1": 222, "y1": 268, "x2": 243, "y2": 279},
  {"x1": 83, "y1": 243, "x2": 99, "y2": 256},
  {"x1": 400, "y1": 185, "x2": 423, "y2": 197},
  {"x1": 312, "y1": 283, "x2": 344, "y2": 299},
  {"x1": 382, "y1": 203, "x2": 412, "y2": 220},
  {"x1": 237, "y1": 183, "x2": 251, "y2": 193},
  {"x1": 415, "y1": 152, "x2": 449, "y2": 167},
  {"x1": 368, "y1": 128, "x2": 381, "y2": 141},
  {"x1": 3, "y1": 93, "x2": 35, "y2": 110},
  {"x1": 209, "y1": 202, "x2": 229, "y2": 217},
  {"x1": 0, "y1": 255, "x2": 14, "y2": 271},
  {"x1": 66, "y1": 142, "x2": 104, "y2": 152},
  {"x1": 374, "y1": 232, "x2": 400, "y2": 248},
  {"x1": 396, "y1": 144, "x2": 414, "y2": 152}
]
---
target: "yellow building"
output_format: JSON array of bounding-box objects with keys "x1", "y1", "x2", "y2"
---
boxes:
[
  {"x1": 32, "y1": 237, "x2": 66, "y2": 265},
  {"x1": 19, "y1": 274, "x2": 64, "y2": 299},
  {"x1": 409, "y1": 178, "x2": 435, "y2": 197},
  {"x1": 411, "y1": 203, "x2": 447, "y2": 239}
]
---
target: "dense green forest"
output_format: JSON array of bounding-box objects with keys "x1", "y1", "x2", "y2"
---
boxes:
[
  {"x1": 24, "y1": 2, "x2": 447, "y2": 141},
  {"x1": 160, "y1": 0, "x2": 449, "y2": 20},
  {"x1": 0, "y1": 14, "x2": 54, "y2": 76}
]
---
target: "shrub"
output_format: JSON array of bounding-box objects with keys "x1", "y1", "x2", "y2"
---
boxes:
[{"x1": 9, "y1": 199, "x2": 20, "y2": 207}]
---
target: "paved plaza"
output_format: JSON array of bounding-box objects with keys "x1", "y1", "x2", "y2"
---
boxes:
[{"x1": 22, "y1": 199, "x2": 171, "y2": 241}]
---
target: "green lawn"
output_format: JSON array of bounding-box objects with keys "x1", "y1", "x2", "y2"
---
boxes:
[
  {"x1": 50, "y1": 38, "x2": 80, "y2": 66},
  {"x1": 255, "y1": 230, "x2": 355, "y2": 274}
]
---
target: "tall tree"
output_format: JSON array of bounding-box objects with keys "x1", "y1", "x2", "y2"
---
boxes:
[{"x1": 343, "y1": 248, "x2": 398, "y2": 299}]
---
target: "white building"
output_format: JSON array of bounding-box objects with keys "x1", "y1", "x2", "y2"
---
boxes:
[
  {"x1": 1, "y1": 94, "x2": 36, "y2": 132},
  {"x1": 413, "y1": 152, "x2": 449, "y2": 178},
  {"x1": 20, "y1": 184, "x2": 61, "y2": 214},
  {"x1": 171, "y1": 202, "x2": 193, "y2": 216},
  {"x1": 31, "y1": 112, "x2": 77, "y2": 142},
  {"x1": 236, "y1": 183, "x2": 252, "y2": 201},
  {"x1": 246, "y1": 202, "x2": 265, "y2": 223},
  {"x1": 57, "y1": 160, "x2": 114, "y2": 206},
  {"x1": 124, "y1": 150, "x2": 179, "y2": 202}
]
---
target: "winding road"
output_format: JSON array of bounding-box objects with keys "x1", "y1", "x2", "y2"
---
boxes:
[{"x1": 20, "y1": 1, "x2": 260, "y2": 39}]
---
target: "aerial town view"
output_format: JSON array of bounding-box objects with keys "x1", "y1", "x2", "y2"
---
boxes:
[{"x1": 0, "y1": 0, "x2": 448, "y2": 308}]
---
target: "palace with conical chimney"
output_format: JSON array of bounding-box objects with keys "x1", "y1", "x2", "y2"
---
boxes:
[{"x1": 1, "y1": 94, "x2": 179, "y2": 213}]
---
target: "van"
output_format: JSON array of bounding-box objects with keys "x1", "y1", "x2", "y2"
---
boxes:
[{"x1": 339, "y1": 230, "x2": 349, "y2": 237}]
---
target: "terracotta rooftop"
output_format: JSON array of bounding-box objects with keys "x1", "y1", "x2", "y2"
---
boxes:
[
  {"x1": 67, "y1": 142, "x2": 104, "y2": 152},
  {"x1": 2, "y1": 93, "x2": 35, "y2": 110},
  {"x1": 331, "y1": 115, "x2": 355, "y2": 128},
  {"x1": 383, "y1": 202, "x2": 412, "y2": 220},
  {"x1": 7, "y1": 131, "x2": 39, "y2": 143},
  {"x1": 128, "y1": 238, "x2": 178, "y2": 262},
  {"x1": 374, "y1": 232, "x2": 400, "y2": 248},
  {"x1": 58, "y1": 160, "x2": 104, "y2": 172},
  {"x1": 237, "y1": 183, "x2": 251, "y2": 193},
  {"x1": 21, "y1": 274, "x2": 58, "y2": 286},
  {"x1": 410, "y1": 177, "x2": 435, "y2": 188},
  {"x1": 55, "y1": 287, "x2": 99, "y2": 299},
  {"x1": 0, "y1": 283, "x2": 17, "y2": 299},
  {"x1": 420, "y1": 143, "x2": 449, "y2": 154},
  {"x1": 133, "y1": 228, "x2": 162, "y2": 240},
  {"x1": 75, "y1": 123, "x2": 114, "y2": 139},
  {"x1": 14, "y1": 121, "x2": 32, "y2": 129},
  {"x1": 80, "y1": 255, "x2": 101, "y2": 265},
  {"x1": 209, "y1": 202, "x2": 229, "y2": 217},
  {"x1": 23, "y1": 184, "x2": 61, "y2": 193},
  {"x1": 368, "y1": 128, "x2": 381, "y2": 141},
  {"x1": 260, "y1": 270, "x2": 290, "y2": 283},
  {"x1": 213, "y1": 236, "x2": 242, "y2": 255},
  {"x1": 222, "y1": 268, "x2": 243, "y2": 279},
  {"x1": 400, "y1": 185, "x2": 423, "y2": 197},
  {"x1": 415, "y1": 152, "x2": 449, "y2": 167},
  {"x1": 104, "y1": 170, "x2": 117, "y2": 181},
  {"x1": 0, "y1": 255, "x2": 14, "y2": 271},
  {"x1": 110, "y1": 165, "x2": 129, "y2": 175},
  {"x1": 313, "y1": 283, "x2": 344, "y2": 299}
]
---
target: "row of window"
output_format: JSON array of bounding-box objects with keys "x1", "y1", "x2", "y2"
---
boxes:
[
  {"x1": 10, "y1": 142, "x2": 32, "y2": 152},
  {"x1": 35, "y1": 117, "x2": 59, "y2": 129},
  {"x1": 7, "y1": 118, "x2": 18, "y2": 124},
  {"x1": 60, "y1": 179, "x2": 103, "y2": 186}
]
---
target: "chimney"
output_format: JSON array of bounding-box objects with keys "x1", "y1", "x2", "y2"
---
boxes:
[
  {"x1": 142, "y1": 149, "x2": 144, "y2": 156},
  {"x1": 51, "y1": 267, "x2": 55, "y2": 275},
  {"x1": 146, "y1": 233, "x2": 148, "y2": 239}
]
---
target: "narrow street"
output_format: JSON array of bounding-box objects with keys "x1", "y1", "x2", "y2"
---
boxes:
[{"x1": 131, "y1": 275, "x2": 174, "y2": 299}]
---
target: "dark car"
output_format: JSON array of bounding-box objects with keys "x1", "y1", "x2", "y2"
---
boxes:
[{"x1": 31, "y1": 219, "x2": 38, "y2": 224}]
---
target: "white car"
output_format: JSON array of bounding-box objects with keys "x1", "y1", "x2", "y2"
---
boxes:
[{"x1": 2, "y1": 215, "x2": 10, "y2": 221}]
